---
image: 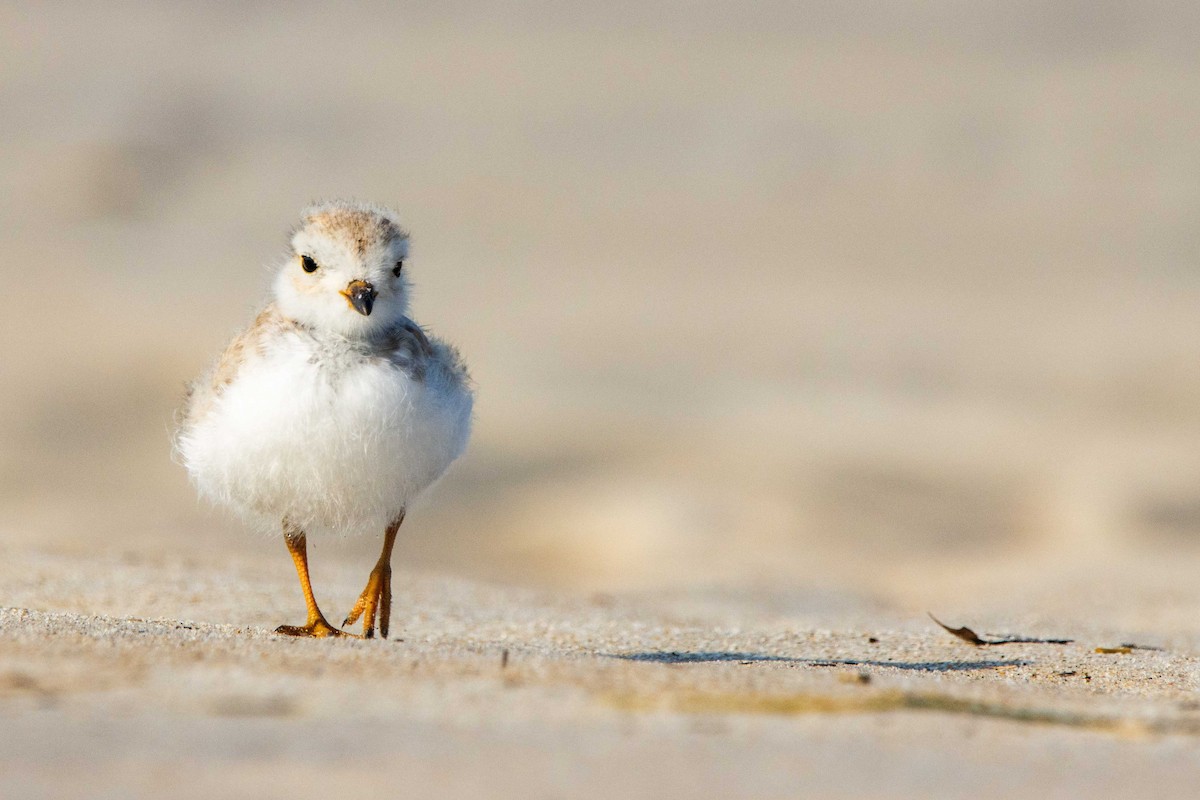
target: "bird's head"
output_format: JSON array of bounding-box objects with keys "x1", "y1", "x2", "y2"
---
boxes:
[{"x1": 274, "y1": 201, "x2": 412, "y2": 337}]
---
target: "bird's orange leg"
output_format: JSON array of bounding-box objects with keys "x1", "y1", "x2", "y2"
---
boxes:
[
  {"x1": 343, "y1": 511, "x2": 404, "y2": 639},
  {"x1": 276, "y1": 523, "x2": 351, "y2": 638}
]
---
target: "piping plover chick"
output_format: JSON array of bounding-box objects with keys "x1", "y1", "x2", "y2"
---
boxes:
[{"x1": 177, "y1": 201, "x2": 473, "y2": 638}]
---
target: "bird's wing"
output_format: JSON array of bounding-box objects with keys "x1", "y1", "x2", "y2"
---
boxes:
[
  {"x1": 212, "y1": 306, "x2": 289, "y2": 392},
  {"x1": 378, "y1": 317, "x2": 436, "y2": 380},
  {"x1": 400, "y1": 318, "x2": 435, "y2": 358},
  {"x1": 182, "y1": 305, "x2": 291, "y2": 423}
]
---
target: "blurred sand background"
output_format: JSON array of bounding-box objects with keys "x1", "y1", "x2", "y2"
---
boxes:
[
  {"x1": 5, "y1": 0, "x2": 1200, "y2": 589},
  {"x1": 4, "y1": 2, "x2": 1200, "y2": 797}
]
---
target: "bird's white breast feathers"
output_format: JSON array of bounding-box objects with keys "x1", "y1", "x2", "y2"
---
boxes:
[{"x1": 178, "y1": 321, "x2": 473, "y2": 536}]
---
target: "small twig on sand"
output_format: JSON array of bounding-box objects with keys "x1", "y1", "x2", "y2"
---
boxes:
[{"x1": 928, "y1": 613, "x2": 1073, "y2": 646}]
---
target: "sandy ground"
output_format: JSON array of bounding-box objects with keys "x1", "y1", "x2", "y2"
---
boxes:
[
  {"x1": 5, "y1": 3, "x2": 1200, "y2": 796},
  {"x1": 3, "y1": 542, "x2": 1200, "y2": 799}
]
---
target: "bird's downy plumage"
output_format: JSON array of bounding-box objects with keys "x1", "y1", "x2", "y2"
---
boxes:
[{"x1": 177, "y1": 201, "x2": 473, "y2": 538}]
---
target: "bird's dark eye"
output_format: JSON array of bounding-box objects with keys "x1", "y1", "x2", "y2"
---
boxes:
[
  {"x1": 393, "y1": 260, "x2": 404, "y2": 277},
  {"x1": 301, "y1": 255, "x2": 319, "y2": 273}
]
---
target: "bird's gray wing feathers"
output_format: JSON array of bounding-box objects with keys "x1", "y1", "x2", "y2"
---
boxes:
[
  {"x1": 378, "y1": 317, "x2": 432, "y2": 380},
  {"x1": 379, "y1": 317, "x2": 471, "y2": 390}
]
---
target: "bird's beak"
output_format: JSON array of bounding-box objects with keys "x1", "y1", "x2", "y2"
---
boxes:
[{"x1": 341, "y1": 280, "x2": 377, "y2": 316}]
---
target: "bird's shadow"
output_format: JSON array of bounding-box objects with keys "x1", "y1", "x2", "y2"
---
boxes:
[{"x1": 609, "y1": 651, "x2": 1026, "y2": 672}]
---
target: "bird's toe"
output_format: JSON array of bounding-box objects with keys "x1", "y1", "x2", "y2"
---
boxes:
[{"x1": 275, "y1": 619, "x2": 355, "y2": 638}]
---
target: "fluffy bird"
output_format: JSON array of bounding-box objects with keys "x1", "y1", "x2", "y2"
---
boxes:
[{"x1": 177, "y1": 201, "x2": 473, "y2": 638}]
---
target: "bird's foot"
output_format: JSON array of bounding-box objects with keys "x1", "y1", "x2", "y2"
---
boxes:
[
  {"x1": 275, "y1": 616, "x2": 356, "y2": 638},
  {"x1": 343, "y1": 563, "x2": 392, "y2": 639}
]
